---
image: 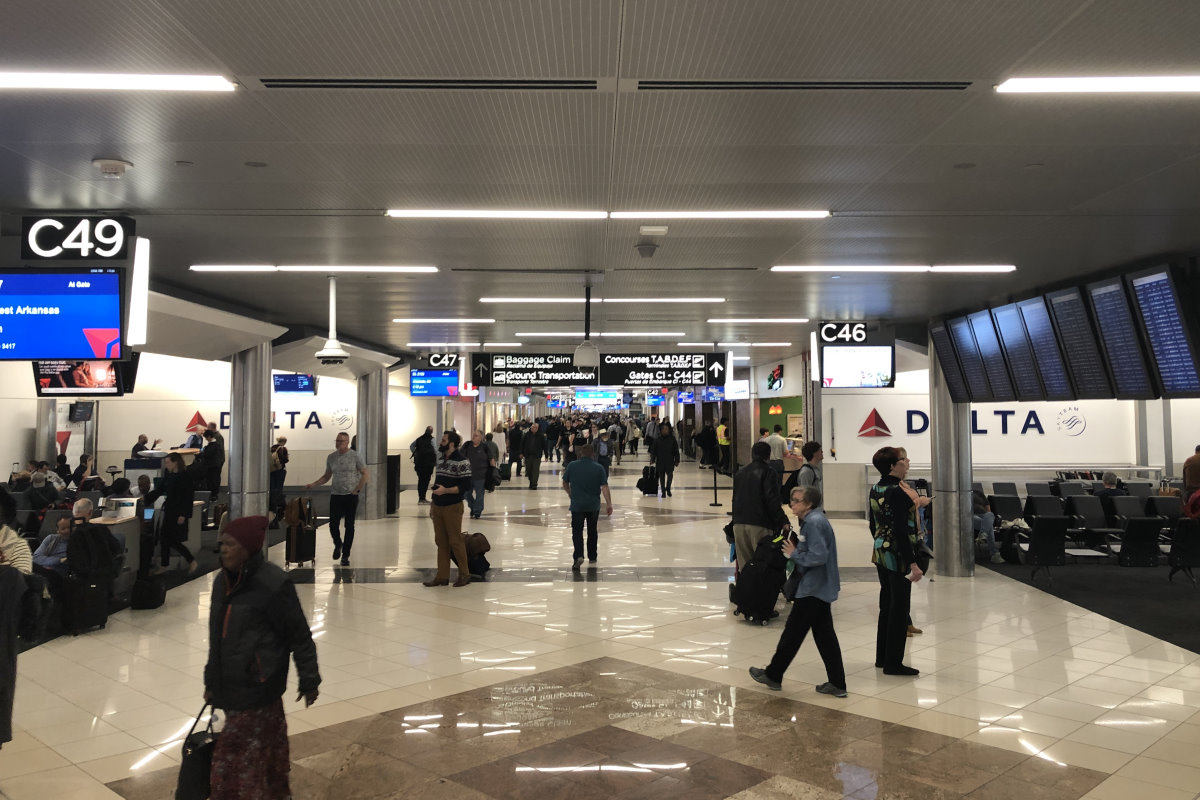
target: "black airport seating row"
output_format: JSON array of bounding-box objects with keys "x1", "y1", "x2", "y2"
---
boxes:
[{"x1": 974, "y1": 479, "x2": 1162, "y2": 499}]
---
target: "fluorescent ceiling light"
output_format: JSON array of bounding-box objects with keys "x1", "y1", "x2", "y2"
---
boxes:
[
  {"x1": 599, "y1": 332, "x2": 686, "y2": 337},
  {"x1": 279, "y1": 265, "x2": 436, "y2": 273},
  {"x1": 127, "y1": 237, "x2": 149, "y2": 346},
  {"x1": 387, "y1": 209, "x2": 606, "y2": 219},
  {"x1": 772, "y1": 264, "x2": 1015, "y2": 274},
  {"x1": 483, "y1": 342, "x2": 521, "y2": 347},
  {"x1": 406, "y1": 342, "x2": 480, "y2": 348},
  {"x1": 515, "y1": 332, "x2": 585, "y2": 337},
  {"x1": 0, "y1": 72, "x2": 236, "y2": 92},
  {"x1": 677, "y1": 342, "x2": 716, "y2": 347},
  {"x1": 996, "y1": 76, "x2": 1200, "y2": 93},
  {"x1": 480, "y1": 297, "x2": 585, "y2": 303},
  {"x1": 190, "y1": 265, "x2": 437, "y2": 273},
  {"x1": 190, "y1": 264, "x2": 276, "y2": 272},
  {"x1": 733, "y1": 356, "x2": 751, "y2": 361},
  {"x1": 718, "y1": 342, "x2": 792, "y2": 347},
  {"x1": 772, "y1": 265, "x2": 929, "y2": 273},
  {"x1": 707, "y1": 318, "x2": 808, "y2": 324},
  {"x1": 601, "y1": 297, "x2": 725, "y2": 303},
  {"x1": 610, "y1": 210, "x2": 829, "y2": 219},
  {"x1": 929, "y1": 265, "x2": 1017, "y2": 273},
  {"x1": 393, "y1": 318, "x2": 494, "y2": 324}
]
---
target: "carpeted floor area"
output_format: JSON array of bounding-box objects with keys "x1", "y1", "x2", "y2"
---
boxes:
[{"x1": 980, "y1": 557, "x2": 1200, "y2": 654}]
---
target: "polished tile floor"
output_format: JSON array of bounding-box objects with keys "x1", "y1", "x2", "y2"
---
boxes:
[{"x1": 3, "y1": 454, "x2": 1199, "y2": 799}]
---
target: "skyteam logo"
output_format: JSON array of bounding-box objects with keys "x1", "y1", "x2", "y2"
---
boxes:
[{"x1": 1056, "y1": 406, "x2": 1087, "y2": 437}]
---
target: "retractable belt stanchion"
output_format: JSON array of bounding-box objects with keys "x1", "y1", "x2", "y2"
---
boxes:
[{"x1": 710, "y1": 461, "x2": 722, "y2": 507}]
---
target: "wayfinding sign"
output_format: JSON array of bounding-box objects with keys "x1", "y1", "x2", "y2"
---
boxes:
[
  {"x1": 470, "y1": 352, "x2": 598, "y2": 387},
  {"x1": 599, "y1": 352, "x2": 727, "y2": 387}
]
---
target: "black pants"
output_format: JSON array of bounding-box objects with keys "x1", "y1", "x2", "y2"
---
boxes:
[
  {"x1": 416, "y1": 466, "x2": 434, "y2": 501},
  {"x1": 658, "y1": 469, "x2": 674, "y2": 494},
  {"x1": 329, "y1": 493, "x2": 359, "y2": 557},
  {"x1": 205, "y1": 466, "x2": 222, "y2": 499},
  {"x1": 160, "y1": 518, "x2": 194, "y2": 567},
  {"x1": 571, "y1": 510, "x2": 599, "y2": 561},
  {"x1": 875, "y1": 564, "x2": 912, "y2": 669},
  {"x1": 719, "y1": 444, "x2": 731, "y2": 473},
  {"x1": 629, "y1": 440, "x2": 639, "y2": 455},
  {"x1": 509, "y1": 452, "x2": 522, "y2": 476},
  {"x1": 766, "y1": 595, "x2": 846, "y2": 689},
  {"x1": 269, "y1": 469, "x2": 286, "y2": 516}
]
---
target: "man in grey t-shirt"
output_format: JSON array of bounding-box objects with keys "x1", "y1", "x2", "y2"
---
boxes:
[{"x1": 306, "y1": 432, "x2": 368, "y2": 566}]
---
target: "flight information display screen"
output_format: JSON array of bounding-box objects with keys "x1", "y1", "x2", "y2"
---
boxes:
[
  {"x1": 991, "y1": 304, "x2": 1044, "y2": 401},
  {"x1": 968, "y1": 310, "x2": 1015, "y2": 401},
  {"x1": 410, "y1": 369, "x2": 459, "y2": 396},
  {"x1": 1086, "y1": 279, "x2": 1155, "y2": 399},
  {"x1": 1128, "y1": 268, "x2": 1200, "y2": 397},
  {"x1": 947, "y1": 316, "x2": 992, "y2": 402},
  {"x1": 929, "y1": 323, "x2": 971, "y2": 403},
  {"x1": 1047, "y1": 288, "x2": 1112, "y2": 399},
  {"x1": 1016, "y1": 297, "x2": 1074, "y2": 401},
  {"x1": 0, "y1": 268, "x2": 124, "y2": 360}
]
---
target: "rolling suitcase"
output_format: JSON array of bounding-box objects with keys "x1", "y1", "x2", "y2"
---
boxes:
[
  {"x1": 731, "y1": 532, "x2": 788, "y2": 625},
  {"x1": 131, "y1": 577, "x2": 166, "y2": 609},
  {"x1": 499, "y1": 462, "x2": 512, "y2": 481},
  {"x1": 636, "y1": 465, "x2": 658, "y2": 495},
  {"x1": 62, "y1": 577, "x2": 108, "y2": 634},
  {"x1": 284, "y1": 497, "x2": 318, "y2": 567}
]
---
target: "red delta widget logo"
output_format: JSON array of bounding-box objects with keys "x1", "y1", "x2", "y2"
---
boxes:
[{"x1": 856, "y1": 407, "x2": 1048, "y2": 438}]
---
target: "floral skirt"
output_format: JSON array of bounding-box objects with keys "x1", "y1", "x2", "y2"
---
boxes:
[{"x1": 211, "y1": 698, "x2": 291, "y2": 799}]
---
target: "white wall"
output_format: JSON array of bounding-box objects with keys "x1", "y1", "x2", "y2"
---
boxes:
[{"x1": 0, "y1": 361, "x2": 39, "y2": 469}]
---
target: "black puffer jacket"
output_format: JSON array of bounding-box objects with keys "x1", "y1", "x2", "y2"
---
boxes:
[
  {"x1": 732, "y1": 457, "x2": 788, "y2": 531},
  {"x1": 204, "y1": 553, "x2": 320, "y2": 711}
]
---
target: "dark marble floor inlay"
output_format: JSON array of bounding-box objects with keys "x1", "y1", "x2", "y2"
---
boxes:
[{"x1": 107, "y1": 657, "x2": 1107, "y2": 800}]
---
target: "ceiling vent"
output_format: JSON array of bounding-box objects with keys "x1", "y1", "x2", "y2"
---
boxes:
[
  {"x1": 637, "y1": 80, "x2": 971, "y2": 91},
  {"x1": 260, "y1": 77, "x2": 597, "y2": 90}
]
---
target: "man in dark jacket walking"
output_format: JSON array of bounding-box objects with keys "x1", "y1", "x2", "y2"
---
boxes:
[
  {"x1": 206, "y1": 515, "x2": 320, "y2": 798},
  {"x1": 731, "y1": 441, "x2": 788, "y2": 570},
  {"x1": 522, "y1": 422, "x2": 547, "y2": 489},
  {"x1": 507, "y1": 424, "x2": 525, "y2": 477},
  {"x1": 650, "y1": 422, "x2": 680, "y2": 497},
  {"x1": 410, "y1": 427, "x2": 438, "y2": 504}
]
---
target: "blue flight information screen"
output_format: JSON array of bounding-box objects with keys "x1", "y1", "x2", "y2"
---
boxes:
[
  {"x1": 1047, "y1": 289, "x2": 1112, "y2": 399},
  {"x1": 1017, "y1": 297, "x2": 1074, "y2": 400},
  {"x1": 1087, "y1": 279, "x2": 1154, "y2": 399},
  {"x1": 0, "y1": 269, "x2": 123, "y2": 360},
  {"x1": 1130, "y1": 270, "x2": 1200, "y2": 397},
  {"x1": 273, "y1": 373, "x2": 316, "y2": 393},
  {"x1": 410, "y1": 369, "x2": 459, "y2": 396}
]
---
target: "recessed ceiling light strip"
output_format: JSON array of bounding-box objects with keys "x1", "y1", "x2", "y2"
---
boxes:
[
  {"x1": 406, "y1": 342, "x2": 480, "y2": 348},
  {"x1": 190, "y1": 265, "x2": 437, "y2": 273},
  {"x1": 393, "y1": 318, "x2": 495, "y2": 323},
  {"x1": 996, "y1": 76, "x2": 1200, "y2": 93},
  {"x1": 0, "y1": 72, "x2": 236, "y2": 91},
  {"x1": 707, "y1": 318, "x2": 809, "y2": 324},
  {"x1": 771, "y1": 265, "x2": 1014, "y2": 273},
  {"x1": 387, "y1": 209, "x2": 607, "y2": 219},
  {"x1": 610, "y1": 210, "x2": 829, "y2": 219}
]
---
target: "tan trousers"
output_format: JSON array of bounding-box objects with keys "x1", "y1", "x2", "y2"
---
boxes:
[{"x1": 430, "y1": 501, "x2": 469, "y2": 580}]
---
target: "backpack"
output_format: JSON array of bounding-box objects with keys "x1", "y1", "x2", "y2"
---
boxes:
[
  {"x1": 67, "y1": 523, "x2": 118, "y2": 581},
  {"x1": 270, "y1": 447, "x2": 283, "y2": 472}
]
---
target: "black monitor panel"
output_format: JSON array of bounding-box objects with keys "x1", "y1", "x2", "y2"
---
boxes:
[
  {"x1": 1016, "y1": 297, "x2": 1074, "y2": 401},
  {"x1": 1086, "y1": 278, "x2": 1156, "y2": 399},
  {"x1": 1046, "y1": 288, "x2": 1113, "y2": 399},
  {"x1": 1128, "y1": 267, "x2": 1200, "y2": 398},
  {"x1": 947, "y1": 316, "x2": 993, "y2": 402},
  {"x1": 968, "y1": 310, "x2": 1016, "y2": 401},
  {"x1": 929, "y1": 324, "x2": 972, "y2": 403},
  {"x1": 991, "y1": 303, "x2": 1044, "y2": 401}
]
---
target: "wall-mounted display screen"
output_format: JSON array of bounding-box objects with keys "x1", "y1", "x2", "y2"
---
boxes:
[
  {"x1": 645, "y1": 395, "x2": 664, "y2": 406},
  {"x1": 990, "y1": 304, "x2": 1043, "y2": 401},
  {"x1": 0, "y1": 268, "x2": 124, "y2": 360},
  {"x1": 69, "y1": 401, "x2": 94, "y2": 422},
  {"x1": 821, "y1": 345, "x2": 895, "y2": 388},
  {"x1": 677, "y1": 390, "x2": 695, "y2": 403},
  {"x1": 1046, "y1": 288, "x2": 1112, "y2": 399},
  {"x1": 929, "y1": 323, "x2": 971, "y2": 403},
  {"x1": 1128, "y1": 267, "x2": 1200, "y2": 398},
  {"x1": 273, "y1": 373, "x2": 317, "y2": 393},
  {"x1": 968, "y1": 311, "x2": 1015, "y2": 401},
  {"x1": 702, "y1": 386, "x2": 725, "y2": 402},
  {"x1": 1016, "y1": 297, "x2": 1074, "y2": 401},
  {"x1": 1086, "y1": 279, "x2": 1155, "y2": 399},
  {"x1": 410, "y1": 369, "x2": 459, "y2": 397},
  {"x1": 947, "y1": 317, "x2": 992, "y2": 401},
  {"x1": 725, "y1": 379, "x2": 751, "y2": 400},
  {"x1": 33, "y1": 359, "x2": 122, "y2": 396}
]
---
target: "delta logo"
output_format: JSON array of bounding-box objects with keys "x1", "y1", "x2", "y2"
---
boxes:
[
  {"x1": 768, "y1": 404, "x2": 783, "y2": 415},
  {"x1": 858, "y1": 409, "x2": 892, "y2": 438}
]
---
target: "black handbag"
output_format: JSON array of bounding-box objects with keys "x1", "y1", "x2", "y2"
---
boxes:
[
  {"x1": 176, "y1": 704, "x2": 219, "y2": 800},
  {"x1": 723, "y1": 521, "x2": 736, "y2": 544}
]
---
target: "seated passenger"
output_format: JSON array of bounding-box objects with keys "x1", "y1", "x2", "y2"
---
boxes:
[
  {"x1": 70, "y1": 454, "x2": 106, "y2": 492},
  {"x1": 36, "y1": 462, "x2": 65, "y2": 491},
  {"x1": 25, "y1": 472, "x2": 59, "y2": 510},
  {"x1": 0, "y1": 487, "x2": 33, "y2": 575},
  {"x1": 53, "y1": 454, "x2": 73, "y2": 484},
  {"x1": 1094, "y1": 472, "x2": 1128, "y2": 499},
  {"x1": 33, "y1": 516, "x2": 73, "y2": 582}
]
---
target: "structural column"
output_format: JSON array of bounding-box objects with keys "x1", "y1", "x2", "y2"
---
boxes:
[
  {"x1": 228, "y1": 343, "x2": 271, "y2": 520},
  {"x1": 356, "y1": 368, "x2": 389, "y2": 520},
  {"x1": 34, "y1": 399, "x2": 57, "y2": 462},
  {"x1": 929, "y1": 334, "x2": 974, "y2": 578}
]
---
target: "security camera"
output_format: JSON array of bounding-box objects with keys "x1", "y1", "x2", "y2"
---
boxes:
[
  {"x1": 316, "y1": 338, "x2": 350, "y2": 366},
  {"x1": 635, "y1": 243, "x2": 658, "y2": 258}
]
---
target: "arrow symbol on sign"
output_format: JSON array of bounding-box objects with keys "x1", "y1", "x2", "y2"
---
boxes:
[
  {"x1": 709, "y1": 361, "x2": 724, "y2": 377},
  {"x1": 475, "y1": 363, "x2": 488, "y2": 376}
]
